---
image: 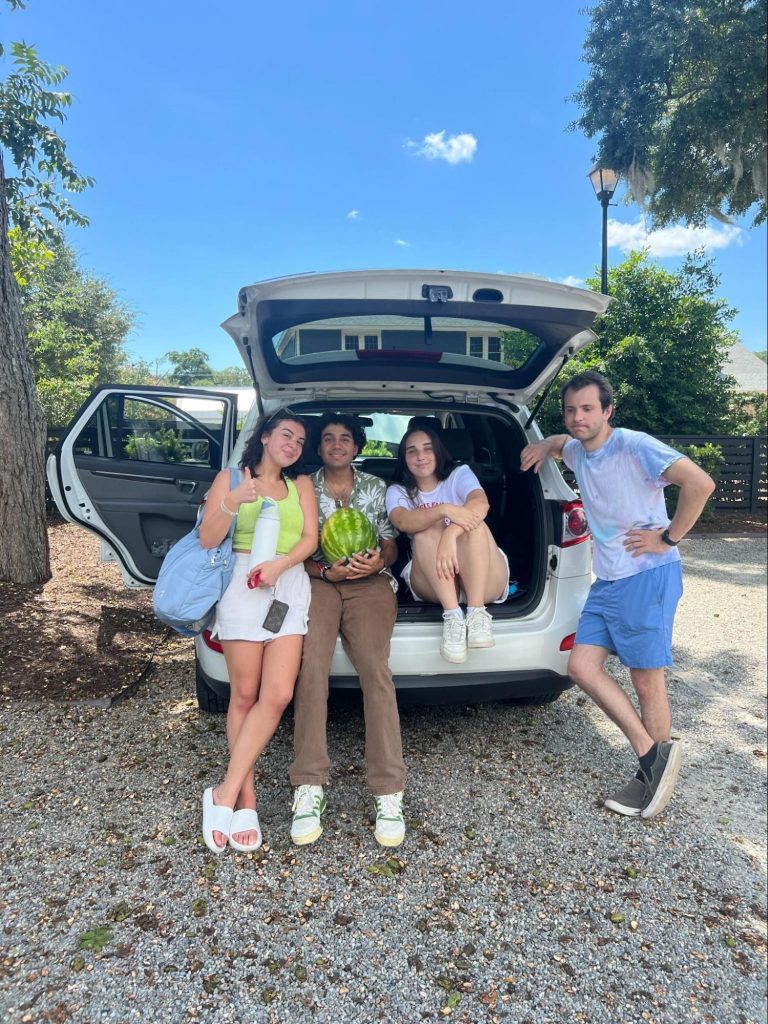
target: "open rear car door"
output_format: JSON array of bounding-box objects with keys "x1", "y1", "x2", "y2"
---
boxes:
[{"x1": 47, "y1": 386, "x2": 238, "y2": 586}]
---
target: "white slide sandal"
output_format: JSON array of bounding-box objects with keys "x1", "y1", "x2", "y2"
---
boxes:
[
  {"x1": 228, "y1": 808, "x2": 262, "y2": 852},
  {"x1": 202, "y1": 787, "x2": 233, "y2": 854}
]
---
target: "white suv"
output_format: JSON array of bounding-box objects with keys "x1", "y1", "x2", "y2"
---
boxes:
[{"x1": 48, "y1": 269, "x2": 607, "y2": 711}]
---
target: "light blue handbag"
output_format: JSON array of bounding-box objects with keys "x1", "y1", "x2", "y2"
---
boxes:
[{"x1": 152, "y1": 467, "x2": 241, "y2": 636}]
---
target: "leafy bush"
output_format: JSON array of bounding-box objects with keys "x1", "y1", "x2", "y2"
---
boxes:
[
  {"x1": 124, "y1": 428, "x2": 187, "y2": 463},
  {"x1": 727, "y1": 391, "x2": 767, "y2": 437},
  {"x1": 361, "y1": 438, "x2": 392, "y2": 457},
  {"x1": 665, "y1": 442, "x2": 724, "y2": 522}
]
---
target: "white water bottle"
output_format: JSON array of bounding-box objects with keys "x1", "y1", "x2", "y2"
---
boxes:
[{"x1": 248, "y1": 498, "x2": 280, "y2": 572}]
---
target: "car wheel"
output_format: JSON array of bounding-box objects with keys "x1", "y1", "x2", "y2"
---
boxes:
[{"x1": 196, "y1": 661, "x2": 229, "y2": 714}]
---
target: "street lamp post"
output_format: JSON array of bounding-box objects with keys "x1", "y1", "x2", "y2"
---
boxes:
[{"x1": 588, "y1": 166, "x2": 620, "y2": 295}]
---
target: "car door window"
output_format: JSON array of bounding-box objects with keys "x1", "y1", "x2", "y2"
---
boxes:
[{"x1": 74, "y1": 394, "x2": 229, "y2": 469}]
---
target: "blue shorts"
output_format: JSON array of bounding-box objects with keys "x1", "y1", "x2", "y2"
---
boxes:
[{"x1": 575, "y1": 561, "x2": 683, "y2": 669}]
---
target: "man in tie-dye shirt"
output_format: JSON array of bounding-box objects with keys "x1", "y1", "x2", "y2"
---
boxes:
[{"x1": 521, "y1": 371, "x2": 715, "y2": 821}]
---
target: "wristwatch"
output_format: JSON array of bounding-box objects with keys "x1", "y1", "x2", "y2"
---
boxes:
[
  {"x1": 319, "y1": 562, "x2": 331, "y2": 580},
  {"x1": 660, "y1": 529, "x2": 679, "y2": 546}
]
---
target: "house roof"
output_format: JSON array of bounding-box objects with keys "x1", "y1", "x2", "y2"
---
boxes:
[{"x1": 724, "y1": 343, "x2": 767, "y2": 393}]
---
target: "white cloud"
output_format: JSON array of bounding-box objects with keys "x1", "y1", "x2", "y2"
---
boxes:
[
  {"x1": 607, "y1": 218, "x2": 743, "y2": 258},
  {"x1": 560, "y1": 275, "x2": 585, "y2": 288},
  {"x1": 346, "y1": 209, "x2": 359, "y2": 220},
  {"x1": 406, "y1": 130, "x2": 477, "y2": 165},
  {"x1": 395, "y1": 239, "x2": 410, "y2": 247}
]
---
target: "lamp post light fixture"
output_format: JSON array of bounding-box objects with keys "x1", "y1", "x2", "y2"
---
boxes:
[{"x1": 588, "y1": 166, "x2": 620, "y2": 295}]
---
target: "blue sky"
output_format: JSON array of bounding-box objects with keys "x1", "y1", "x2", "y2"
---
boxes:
[{"x1": 5, "y1": 0, "x2": 766, "y2": 368}]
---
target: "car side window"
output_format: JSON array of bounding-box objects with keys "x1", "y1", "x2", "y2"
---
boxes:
[{"x1": 72, "y1": 394, "x2": 229, "y2": 469}]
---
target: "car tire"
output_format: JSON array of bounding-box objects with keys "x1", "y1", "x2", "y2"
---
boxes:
[{"x1": 196, "y1": 661, "x2": 229, "y2": 714}]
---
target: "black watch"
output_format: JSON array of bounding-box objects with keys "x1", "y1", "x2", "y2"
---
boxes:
[
  {"x1": 319, "y1": 562, "x2": 330, "y2": 580},
  {"x1": 660, "y1": 529, "x2": 679, "y2": 547}
]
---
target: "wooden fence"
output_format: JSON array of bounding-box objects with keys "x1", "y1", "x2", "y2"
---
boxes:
[{"x1": 657, "y1": 435, "x2": 767, "y2": 514}]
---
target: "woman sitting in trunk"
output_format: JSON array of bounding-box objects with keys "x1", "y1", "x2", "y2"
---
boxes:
[{"x1": 385, "y1": 426, "x2": 508, "y2": 664}]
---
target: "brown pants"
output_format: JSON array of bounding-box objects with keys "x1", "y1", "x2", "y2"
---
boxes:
[{"x1": 289, "y1": 575, "x2": 406, "y2": 796}]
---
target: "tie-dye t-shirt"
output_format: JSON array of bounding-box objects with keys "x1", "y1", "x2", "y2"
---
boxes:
[{"x1": 562, "y1": 428, "x2": 683, "y2": 581}]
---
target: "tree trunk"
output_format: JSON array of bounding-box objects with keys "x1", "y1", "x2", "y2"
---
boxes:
[{"x1": 0, "y1": 153, "x2": 50, "y2": 583}]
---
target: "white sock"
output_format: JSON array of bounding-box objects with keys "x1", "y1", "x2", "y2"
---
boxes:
[
  {"x1": 442, "y1": 607, "x2": 463, "y2": 619},
  {"x1": 466, "y1": 606, "x2": 486, "y2": 616}
]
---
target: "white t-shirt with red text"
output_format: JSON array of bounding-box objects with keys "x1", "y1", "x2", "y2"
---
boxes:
[{"x1": 385, "y1": 464, "x2": 481, "y2": 537}]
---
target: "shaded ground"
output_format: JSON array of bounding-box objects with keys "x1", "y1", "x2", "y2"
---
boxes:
[
  {"x1": 0, "y1": 509, "x2": 764, "y2": 703},
  {"x1": 0, "y1": 514, "x2": 165, "y2": 703}
]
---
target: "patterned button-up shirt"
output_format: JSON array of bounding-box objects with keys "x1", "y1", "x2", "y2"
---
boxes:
[{"x1": 310, "y1": 466, "x2": 399, "y2": 592}]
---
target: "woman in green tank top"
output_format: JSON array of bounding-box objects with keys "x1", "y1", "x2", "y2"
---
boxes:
[{"x1": 198, "y1": 409, "x2": 318, "y2": 854}]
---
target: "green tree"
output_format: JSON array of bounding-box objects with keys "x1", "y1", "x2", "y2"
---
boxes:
[
  {"x1": 116, "y1": 357, "x2": 161, "y2": 386},
  {"x1": 755, "y1": 349, "x2": 767, "y2": 363},
  {"x1": 210, "y1": 365, "x2": 251, "y2": 386},
  {"x1": 500, "y1": 328, "x2": 540, "y2": 367},
  {"x1": 23, "y1": 240, "x2": 136, "y2": 424},
  {"x1": 573, "y1": 0, "x2": 767, "y2": 227},
  {"x1": 165, "y1": 347, "x2": 214, "y2": 386},
  {"x1": 533, "y1": 252, "x2": 740, "y2": 437},
  {"x1": 0, "y1": 2, "x2": 93, "y2": 583}
]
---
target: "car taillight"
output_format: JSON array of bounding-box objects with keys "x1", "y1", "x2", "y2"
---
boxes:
[
  {"x1": 202, "y1": 629, "x2": 224, "y2": 653},
  {"x1": 560, "y1": 500, "x2": 590, "y2": 548},
  {"x1": 559, "y1": 633, "x2": 576, "y2": 651}
]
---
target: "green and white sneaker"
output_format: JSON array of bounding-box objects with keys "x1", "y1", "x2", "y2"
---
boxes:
[
  {"x1": 290, "y1": 784, "x2": 326, "y2": 846},
  {"x1": 373, "y1": 792, "x2": 405, "y2": 847}
]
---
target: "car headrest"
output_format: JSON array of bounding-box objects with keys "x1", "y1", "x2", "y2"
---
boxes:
[
  {"x1": 407, "y1": 416, "x2": 444, "y2": 436},
  {"x1": 441, "y1": 428, "x2": 474, "y2": 463}
]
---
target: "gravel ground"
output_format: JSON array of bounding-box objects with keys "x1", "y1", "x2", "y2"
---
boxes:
[{"x1": 0, "y1": 536, "x2": 765, "y2": 1024}]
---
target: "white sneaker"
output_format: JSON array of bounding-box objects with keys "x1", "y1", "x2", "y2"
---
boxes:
[
  {"x1": 373, "y1": 792, "x2": 405, "y2": 847},
  {"x1": 466, "y1": 608, "x2": 494, "y2": 649},
  {"x1": 290, "y1": 785, "x2": 326, "y2": 846},
  {"x1": 440, "y1": 613, "x2": 467, "y2": 663}
]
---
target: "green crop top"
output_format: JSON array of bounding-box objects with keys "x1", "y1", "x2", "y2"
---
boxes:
[{"x1": 232, "y1": 477, "x2": 304, "y2": 554}]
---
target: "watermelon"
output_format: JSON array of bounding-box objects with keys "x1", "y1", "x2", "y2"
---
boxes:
[{"x1": 321, "y1": 508, "x2": 377, "y2": 563}]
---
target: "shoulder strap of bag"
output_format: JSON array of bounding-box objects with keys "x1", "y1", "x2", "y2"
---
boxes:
[{"x1": 224, "y1": 466, "x2": 243, "y2": 539}]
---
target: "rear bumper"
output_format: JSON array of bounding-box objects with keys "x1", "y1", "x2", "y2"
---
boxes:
[{"x1": 195, "y1": 657, "x2": 571, "y2": 707}]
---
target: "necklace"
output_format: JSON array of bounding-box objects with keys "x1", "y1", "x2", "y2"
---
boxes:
[{"x1": 326, "y1": 476, "x2": 353, "y2": 509}]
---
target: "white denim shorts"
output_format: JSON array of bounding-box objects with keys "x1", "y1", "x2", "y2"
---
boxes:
[
  {"x1": 400, "y1": 546, "x2": 510, "y2": 605},
  {"x1": 213, "y1": 555, "x2": 311, "y2": 642}
]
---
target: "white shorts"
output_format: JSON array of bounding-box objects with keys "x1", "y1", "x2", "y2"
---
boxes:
[
  {"x1": 213, "y1": 554, "x2": 311, "y2": 642},
  {"x1": 400, "y1": 547, "x2": 510, "y2": 605}
]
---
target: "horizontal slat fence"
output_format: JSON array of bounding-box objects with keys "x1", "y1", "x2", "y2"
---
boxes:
[{"x1": 657, "y1": 436, "x2": 767, "y2": 514}]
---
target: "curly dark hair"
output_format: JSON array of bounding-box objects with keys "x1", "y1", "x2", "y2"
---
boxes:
[
  {"x1": 314, "y1": 412, "x2": 367, "y2": 453},
  {"x1": 394, "y1": 425, "x2": 456, "y2": 501},
  {"x1": 239, "y1": 407, "x2": 306, "y2": 478}
]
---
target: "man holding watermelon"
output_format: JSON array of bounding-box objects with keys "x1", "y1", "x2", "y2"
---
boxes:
[{"x1": 289, "y1": 413, "x2": 407, "y2": 848}]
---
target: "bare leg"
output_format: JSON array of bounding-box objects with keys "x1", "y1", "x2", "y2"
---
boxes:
[
  {"x1": 212, "y1": 635, "x2": 303, "y2": 846},
  {"x1": 409, "y1": 523, "x2": 461, "y2": 608},
  {"x1": 630, "y1": 667, "x2": 671, "y2": 743},
  {"x1": 455, "y1": 524, "x2": 507, "y2": 606},
  {"x1": 568, "y1": 644, "x2": 655, "y2": 757},
  {"x1": 218, "y1": 639, "x2": 265, "y2": 848}
]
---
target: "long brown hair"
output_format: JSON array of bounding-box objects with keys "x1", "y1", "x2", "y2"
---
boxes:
[
  {"x1": 239, "y1": 408, "x2": 306, "y2": 478},
  {"x1": 394, "y1": 426, "x2": 456, "y2": 502}
]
